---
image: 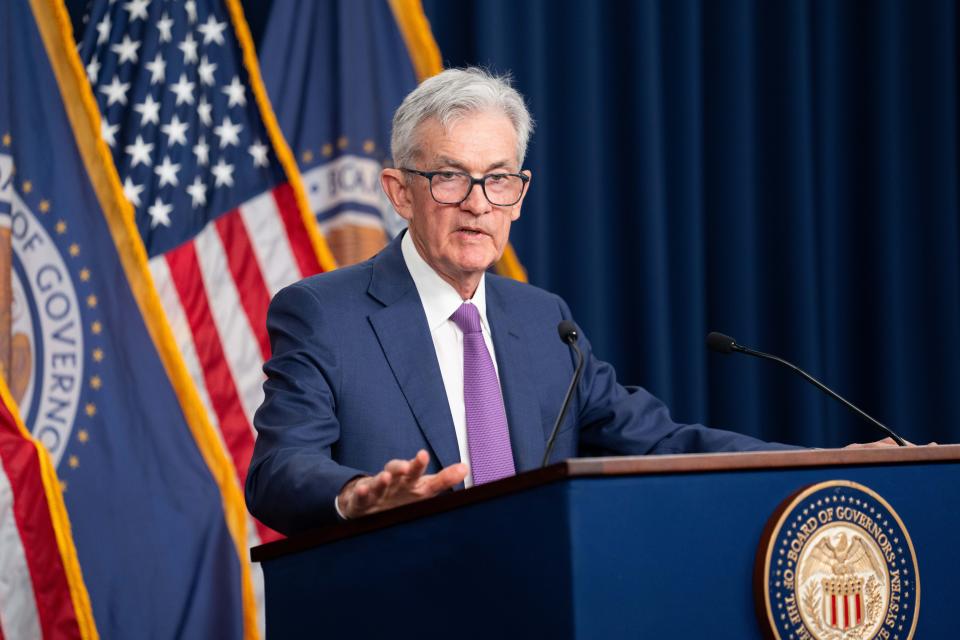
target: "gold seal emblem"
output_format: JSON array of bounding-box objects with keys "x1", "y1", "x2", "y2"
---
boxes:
[{"x1": 757, "y1": 480, "x2": 919, "y2": 639}]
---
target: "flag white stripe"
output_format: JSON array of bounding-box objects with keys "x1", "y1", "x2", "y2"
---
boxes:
[
  {"x1": 193, "y1": 225, "x2": 265, "y2": 426},
  {"x1": 149, "y1": 255, "x2": 224, "y2": 443},
  {"x1": 0, "y1": 458, "x2": 43, "y2": 640},
  {"x1": 238, "y1": 191, "x2": 303, "y2": 297}
]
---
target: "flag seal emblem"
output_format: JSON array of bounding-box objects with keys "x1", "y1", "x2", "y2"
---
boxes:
[
  {"x1": 3, "y1": 153, "x2": 88, "y2": 469},
  {"x1": 757, "y1": 480, "x2": 919, "y2": 640}
]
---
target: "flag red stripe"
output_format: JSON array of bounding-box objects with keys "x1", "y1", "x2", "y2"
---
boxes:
[
  {"x1": 164, "y1": 243, "x2": 282, "y2": 544},
  {"x1": 843, "y1": 594, "x2": 850, "y2": 629},
  {"x1": 831, "y1": 594, "x2": 837, "y2": 626},
  {"x1": 165, "y1": 244, "x2": 255, "y2": 486},
  {"x1": 272, "y1": 182, "x2": 323, "y2": 276},
  {"x1": 855, "y1": 592, "x2": 862, "y2": 624},
  {"x1": 214, "y1": 210, "x2": 271, "y2": 362},
  {"x1": 1, "y1": 403, "x2": 81, "y2": 639}
]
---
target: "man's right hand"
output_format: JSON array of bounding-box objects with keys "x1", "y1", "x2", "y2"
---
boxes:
[{"x1": 336, "y1": 450, "x2": 468, "y2": 520}]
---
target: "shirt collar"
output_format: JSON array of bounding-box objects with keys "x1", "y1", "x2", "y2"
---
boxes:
[{"x1": 401, "y1": 230, "x2": 489, "y2": 332}]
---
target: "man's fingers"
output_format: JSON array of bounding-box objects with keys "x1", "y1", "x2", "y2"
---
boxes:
[{"x1": 420, "y1": 463, "x2": 468, "y2": 495}]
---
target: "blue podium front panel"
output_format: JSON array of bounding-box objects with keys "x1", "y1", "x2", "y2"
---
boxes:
[
  {"x1": 260, "y1": 459, "x2": 958, "y2": 639},
  {"x1": 566, "y1": 463, "x2": 955, "y2": 638}
]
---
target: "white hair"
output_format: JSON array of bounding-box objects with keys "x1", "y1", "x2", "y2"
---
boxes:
[{"x1": 390, "y1": 67, "x2": 534, "y2": 168}]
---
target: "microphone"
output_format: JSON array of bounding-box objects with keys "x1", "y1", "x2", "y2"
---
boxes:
[
  {"x1": 542, "y1": 321, "x2": 587, "y2": 466},
  {"x1": 705, "y1": 332, "x2": 907, "y2": 446}
]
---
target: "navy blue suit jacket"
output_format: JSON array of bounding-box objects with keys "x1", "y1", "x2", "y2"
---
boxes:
[{"x1": 246, "y1": 233, "x2": 793, "y2": 534}]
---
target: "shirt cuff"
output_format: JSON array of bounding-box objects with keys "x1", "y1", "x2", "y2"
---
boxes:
[{"x1": 334, "y1": 494, "x2": 348, "y2": 520}]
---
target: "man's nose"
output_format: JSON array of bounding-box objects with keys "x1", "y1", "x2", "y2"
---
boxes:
[{"x1": 460, "y1": 180, "x2": 491, "y2": 215}]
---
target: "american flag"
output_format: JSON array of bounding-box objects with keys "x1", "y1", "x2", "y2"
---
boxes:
[{"x1": 78, "y1": 0, "x2": 330, "y2": 558}]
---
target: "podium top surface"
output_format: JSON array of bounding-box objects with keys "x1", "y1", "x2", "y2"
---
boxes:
[{"x1": 250, "y1": 444, "x2": 959, "y2": 563}]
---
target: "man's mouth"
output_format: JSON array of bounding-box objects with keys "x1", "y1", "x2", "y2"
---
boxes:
[{"x1": 457, "y1": 227, "x2": 487, "y2": 237}]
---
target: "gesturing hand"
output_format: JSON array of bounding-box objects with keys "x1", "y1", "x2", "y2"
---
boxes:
[{"x1": 336, "y1": 450, "x2": 468, "y2": 520}]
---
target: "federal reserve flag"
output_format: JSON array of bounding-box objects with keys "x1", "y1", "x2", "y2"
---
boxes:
[
  {"x1": 2, "y1": 0, "x2": 256, "y2": 637},
  {"x1": 76, "y1": 0, "x2": 334, "y2": 564},
  {"x1": 259, "y1": 0, "x2": 527, "y2": 278}
]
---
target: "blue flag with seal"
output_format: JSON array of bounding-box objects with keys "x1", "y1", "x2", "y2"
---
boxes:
[
  {"x1": 258, "y1": 0, "x2": 527, "y2": 279},
  {"x1": 0, "y1": 1, "x2": 257, "y2": 638}
]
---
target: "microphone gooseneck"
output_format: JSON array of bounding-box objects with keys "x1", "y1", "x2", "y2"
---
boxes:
[
  {"x1": 706, "y1": 332, "x2": 907, "y2": 446},
  {"x1": 542, "y1": 321, "x2": 586, "y2": 466}
]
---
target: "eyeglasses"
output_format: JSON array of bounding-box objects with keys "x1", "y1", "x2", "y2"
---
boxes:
[{"x1": 400, "y1": 168, "x2": 530, "y2": 207}]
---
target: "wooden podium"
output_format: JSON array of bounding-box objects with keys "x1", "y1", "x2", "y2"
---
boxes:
[{"x1": 251, "y1": 446, "x2": 959, "y2": 638}]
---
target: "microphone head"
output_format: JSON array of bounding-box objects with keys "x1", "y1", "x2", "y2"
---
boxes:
[
  {"x1": 557, "y1": 320, "x2": 579, "y2": 345},
  {"x1": 706, "y1": 332, "x2": 737, "y2": 354}
]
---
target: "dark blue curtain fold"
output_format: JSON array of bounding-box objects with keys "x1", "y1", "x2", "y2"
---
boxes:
[{"x1": 422, "y1": 0, "x2": 960, "y2": 447}]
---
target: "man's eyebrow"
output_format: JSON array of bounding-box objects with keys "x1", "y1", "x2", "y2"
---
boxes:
[{"x1": 431, "y1": 156, "x2": 517, "y2": 173}]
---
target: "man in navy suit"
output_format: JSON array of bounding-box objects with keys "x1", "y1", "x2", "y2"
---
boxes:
[{"x1": 246, "y1": 68, "x2": 796, "y2": 535}]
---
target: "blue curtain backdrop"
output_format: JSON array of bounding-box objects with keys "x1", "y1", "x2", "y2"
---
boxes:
[
  {"x1": 420, "y1": 0, "x2": 960, "y2": 449},
  {"x1": 66, "y1": 0, "x2": 959, "y2": 449}
]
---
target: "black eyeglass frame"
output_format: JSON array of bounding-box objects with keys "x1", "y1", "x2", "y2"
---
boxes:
[{"x1": 399, "y1": 168, "x2": 531, "y2": 206}]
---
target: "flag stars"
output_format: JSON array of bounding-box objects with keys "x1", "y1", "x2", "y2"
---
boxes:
[
  {"x1": 91, "y1": 321, "x2": 102, "y2": 335},
  {"x1": 198, "y1": 15, "x2": 227, "y2": 45},
  {"x1": 110, "y1": 35, "x2": 141, "y2": 65},
  {"x1": 148, "y1": 197, "x2": 173, "y2": 228},
  {"x1": 170, "y1": 73, "x2": 196, "y2": 105},
  {"x1": 92, "y1": 348, "x2": 104, "y2": 363},
  {"x1": 198, "y1": 56, "x2": 217, "y2": 86},
  {"x1": 156, "y1": 13, "x2": 174, "y2": 43},
  {"x1": 145, "y1": 53, "x2": 166, "y2": 85},
  {"x1": 100, "y1": 76, "x2": 130, "y2": 106},
  {"x1": 193, "y1": 136, "x2": 210, "y2": 166},
  {"x1": 302, "y1": 149, "x2": 314, "y2": 163},
  {"x1": 86, "y1": 55, "x2": 101, "y2": 83},
  {"x1": 154, "y1": 156, "x2": 181, "y2": 187},
  {"x1": 68, "y1": 455, "x2": 80, "y2": 469},
  {"x1": 39, "y1": 200, "x2": 50, "y2": 213},
  {"x1": 222, "y1": 76, "x2": 246, "y2": 107},
  {"x1": 134, "y1": 94, "x2": 161, "y2": 126},
  {"x1": 363, "y1": 139, "x2": 375, "y2": 154},
  {"x1": 179, "y1": 33, "x2": 199, "y2": 64},
  {"x1": 337, "y1": 136, "x2": 349, "y2": 150},
  {"x1": 85, "y1": 402, "x2": 97, "y2": 417},
  {"x1": 248, "y1": 140, "x2": 269, "y2": 167},
  {"x1": 186, "y1": 176, "x2": 207, "y2": 207},
  {"x1": 78, "y1": 429, "x2": 89, "y2": 443},
  {"x1": 60, "y1": 480, "x2": 68, "y2": 493},
  {"x1": 95, "y1": 14, "x2": 111, "y2": 45},
  {"x1": 161, "y1": 115, "x2": 189, "y2": 147},
  {"x1": 123, "y1": 177, "x2": 144, "y2": 207},
  {"x1": 123, "y1": 0, "x2": 150, "y2": 22},
  {"x1": 69, "y1": 243, "x2": 80, "y2": 257},
  {"x1": 125, "y1": 135, "x2": 154, "y2": 167},
  {"x1": 211, "y1": 158, "x2": 235, "y2": 187},
  {"x1": 197, "y1": 96, "x2": 213, "y2": 127},
  {"x1": 55, "y1": 220, "x2": 67, "y2": 235},
  {"x1": 87, "y1": 294, "x2": 98, "y2": 308},
  {"x1": 22, "y1": 180, "x2": 33, "y2": 194},
  {"x1": 322, "y1": 143, "x2": 333, "y2": 157},
  {"x1": 185, "y1": 0, "x2": 198, "y2": 23},
  {"x1": 90, "y1": 375, "x2": 102, "y2": 390},
  {"x1": 101, "y1": 117, "x2": 120, "y2": 147},
  {"x1": 213, "y1": 116, "x2": 242, "y2": 148},
  {"x1": 79, "y1": 268, "x2": 90, "y2": 282},
  {"x1": 2, "y1": 132, "x2": 10, "y2": 146}
]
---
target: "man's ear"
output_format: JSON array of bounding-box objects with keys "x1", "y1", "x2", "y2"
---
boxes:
[
  {"x1": 510, "y1": 169, "x2": 532, "y2": 222},
  {"x1": 381, "y1": 168, "x2": 414, "y2": 222}
]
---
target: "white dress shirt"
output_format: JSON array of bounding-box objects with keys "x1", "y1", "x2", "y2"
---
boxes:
[{"x1": 401, "y1": 231, "x2": 503, "y2": 488}]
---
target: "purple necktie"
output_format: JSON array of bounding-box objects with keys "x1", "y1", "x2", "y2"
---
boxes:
[{"x1": 450, "y1": 303, "x2": 516, "y2": 485}]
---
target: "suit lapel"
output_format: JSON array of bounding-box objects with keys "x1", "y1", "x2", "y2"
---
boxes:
[
  {"x1": 486, "y1": 281, "x2": 546, "y2": 472},
  {"x1": 367, "y1": 236, "x2": 461, "y2": 470}
]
